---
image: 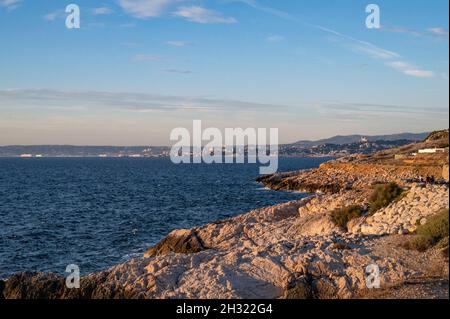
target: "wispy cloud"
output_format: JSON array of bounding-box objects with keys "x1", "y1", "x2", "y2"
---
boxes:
[
  {"x1": 173, "y1": 6, "x2": 237, "y2": 24},
  {"x1": 428, "y1": 27, "x2": 449, "y2": 37},
  {"x1": 117, "y1": 0, "x2": 185, "y2": 19},
  {"x1": 91, "y1": 7, "x2": 114, "y2": 15},
  {"x1": 85, "y1": 22, "x2": 107, "y2": 29},
  {"x1": 133, "y1": 54, "x2": 161, "y2": 62},
  {"x1": 311, "y1": 24, "x2": 398, "y2": 58},
  {"x1": 381, "y1": 26, "x2": 423, "y2": 37},
  {"x1": 44, "y1": 10, "x2": 65, "y2": 21},
  {"x1": 164, "y1": 68, "x2": 193, "y2": 74},
  {"x1": 311, "y1": 24, "x2": 434, "y2": 78},
  {"x1": 117, "y1": 0, "x2": 236, "y2": 24},
  {"x1": 317, "y1": 101, "x2": 448, "y2": 121},
  {"x1": 0, "y1": 89, "x2": 286, "y2": 112},
  {"x1": 379, "y1": 25, "x2": 449, "y2": 40},
  {"x1": 387, "y1": 61, "x2": 434, "y2": 78},
  {"x1": 232, "y1": 0, "x2": 294, "y2": 20},
  {"x1": 319, "y1": 101, "x2": 447, "y2": 114},
  {"x1": 232, "y1": 0, "x2": 437, "y2": 79},
  {"x1": 0, "y1": 0, "x2": 20, "y2": 10},
  {"x1": 266, "y1": 34, "x2": 284, "y2": 43},
  {"x1": 166, "y1": 40, "x2": 190, "y2": 47},
  {"x1": 351, "y1": 44, "x2": 400, "y2": 60}
]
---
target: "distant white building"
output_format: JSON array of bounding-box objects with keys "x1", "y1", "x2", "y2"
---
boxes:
[{"x1": 418, "y1": 148, "x2": 446, "y2": 154}]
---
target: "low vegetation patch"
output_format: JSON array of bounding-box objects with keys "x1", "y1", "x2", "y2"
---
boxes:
[
  {"x1": 330, "y1": 205, "x2": 364, "y2": 230},
  {"x1": 403, "y1": 209, "x2": 449, "y2": 253},
  {"x1": 436, "y1": 237, "x2": 449, "y2": 258},
  {"x1": 369, "y1": 182, "x2": 404, "y2": 214},
  {"x1": 330, "y1": 242, "x2": 351, "y2": 250}
]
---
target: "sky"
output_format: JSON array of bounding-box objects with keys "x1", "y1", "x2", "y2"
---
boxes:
[{"x1": 0, "y1": 0, "x2": 448, "y2": 146}]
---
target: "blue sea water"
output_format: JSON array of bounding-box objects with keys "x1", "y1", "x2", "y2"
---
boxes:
[{"x1": 0, "y1": 157, "x2": 331, "y2": 278}]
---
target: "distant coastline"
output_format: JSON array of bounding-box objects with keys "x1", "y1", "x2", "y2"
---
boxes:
[
  {"x1": 1, "y1": 130, "x2": 448, "y2": 299},
  {"x1": 0, "y1": 132, "x2": 429, "y2": 158}
]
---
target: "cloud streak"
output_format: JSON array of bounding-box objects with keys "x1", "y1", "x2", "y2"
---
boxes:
[
  {"x1": 0, "y1": 0, "x2": 20, "y2": 10},
  {"x1": 166, "y1": 40, "x2": 190, "y2": 47},
  {"x1": 381, "y1": 25, "x2": 449, "y2": 39},
  {"x1": 0, "y1": 89, "x2": 287, "y2": 113},
  {"x1": 164, "y1": 68, "x2": 193, "y2": 74},
  {"x1": 235, "y1": 0, "x2": 436, "y2": 79},
  {"x1": 173, "y1": 6, "x2": 237, "y2": 24},
  {"x1": 387, "y1": 61, "x2": 434, "y2": 78},
  {"x1": 266, "y1": 34, "x2": 284, "y2": 43},
  {"x1": 351, "y1": 44, "x2": 399, "y2": 60},
  {"x1": 91, "y1": 7, "x2": 114, "y2": 15},
  {"x1": 428, "y1": 27, "x2": 449, "y2": 37},
  {"x1": 319, "y1": 101, "x2": 447, "y2": 115},
  {"x1": 117, "y1": 0, "x2": 183, "y2": 18},
  {"x1": 316, "y1": 101, "x2": 448, "y2": 121},
  {"x1": 232, "y1": 0, "x2": 294, "y2": 20},
  {"x1": 44, "y1": 10, "x2": 65, "y2": 21},
  {"x1": 311, "y1": 24, "x2": 434, "y2": 78},
  {"x1": 117, "y1": 0, "x2": 237, "y2": 24}
]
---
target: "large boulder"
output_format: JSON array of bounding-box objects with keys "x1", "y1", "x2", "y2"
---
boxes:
[{"x1": 144, "y1": 229, "x2": 206, "y2": 257}]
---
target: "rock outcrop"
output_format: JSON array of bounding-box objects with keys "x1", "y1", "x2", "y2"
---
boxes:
[
  {"x1": 258, "y1": 130, "x2": 449, "y2": 194},
  {"x1": 349, "y1": 185, "x2": 449, "y2": 236},
  {"x1": 144, "y1": 229, "x2": 206, "y2": 257},
  {"x1": 2, "y1": 182, "x2": 448, "y2": 299},
  {"x1": 2, "y1": 133, "x2": 449, "y2": 299}
]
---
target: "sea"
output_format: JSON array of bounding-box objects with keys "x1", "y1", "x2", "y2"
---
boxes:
[{"x1": 0, "y1": 157, "x2": 331, "y2": 278}]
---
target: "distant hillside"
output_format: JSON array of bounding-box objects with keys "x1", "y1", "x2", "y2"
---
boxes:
[
  {"x1": 346, "y1": 128, "x2": 449, "y2": 166},
  {"x1": 424, "y1": 129, "x2": 449, "y2": 143},
  {"x1": 293, "y1": 132, "x2": 429, "y2": 147},
  {"x1": 0, "y1": 132, "x2": 439, "y2": 158}
]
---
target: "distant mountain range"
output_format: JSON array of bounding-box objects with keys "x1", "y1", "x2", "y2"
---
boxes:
[{"x1": 292, "y1": 132, "x2": 429, "y2": 147}]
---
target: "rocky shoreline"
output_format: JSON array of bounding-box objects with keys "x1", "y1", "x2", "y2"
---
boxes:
[
  {"x1": 1, "y1": 183, "x2": 448, "y2": 299},
  {"x1": 1, "y1": 132, "x2": 449, "y2": 299}
]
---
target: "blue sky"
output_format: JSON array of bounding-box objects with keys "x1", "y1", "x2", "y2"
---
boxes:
[{"x1": 0, "y1": 0, "x2": 448, "y2": 145}]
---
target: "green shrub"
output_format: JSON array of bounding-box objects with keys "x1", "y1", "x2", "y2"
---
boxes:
[
  {"x1": 330, "y1": 205, "x2": 364, "y2": 230},
  {"x1": 416, "y1": 209, "x2": 449, "y2": 241},
  {"x1": 402, "y1": 235, "x2": 434, "y2": 252},
  {"x1": 403, "y1": 209, "x2": 449, "y2": 252},
  {"x1": 369, "y1": 182, "x2": 404, "y2": 214}
]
